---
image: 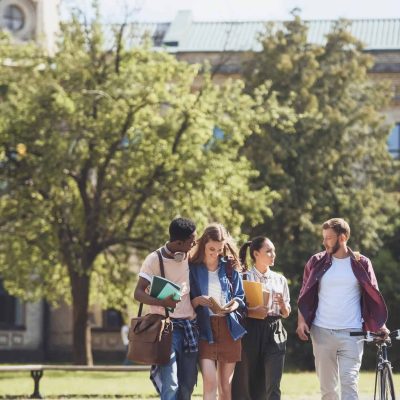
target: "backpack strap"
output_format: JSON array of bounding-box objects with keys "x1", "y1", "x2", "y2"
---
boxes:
[
  {"x1": 225, "y1": 258, "x2": 246, "y2": 294},
  {"x1": 225, "y1": 258, "x2": 247, "y2": 323},
  {"x1": 225, "y1": 258, "x2": 234, "y2": 295}
]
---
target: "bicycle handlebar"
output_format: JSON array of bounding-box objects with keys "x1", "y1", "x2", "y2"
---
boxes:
[{"x1": 350, "y1": 329, "x2": 400, "y2": 340}]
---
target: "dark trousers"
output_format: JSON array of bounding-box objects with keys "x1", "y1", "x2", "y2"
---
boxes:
[{"x1": 232, "y1": 317, "x2": 287, "y2": 400}]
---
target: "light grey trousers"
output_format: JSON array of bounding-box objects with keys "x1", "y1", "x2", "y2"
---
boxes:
[{"x1": 310, "y1": 325, "x2": 364, "y2": 400}]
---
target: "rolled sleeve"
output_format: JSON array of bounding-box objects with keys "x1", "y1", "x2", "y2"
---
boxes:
[
  {"x1": 139, "y1": 252, "x2": 159, "y2": 284},
  {"x1": 138, "y1": 271, "x2": 152, "y2": 284}
]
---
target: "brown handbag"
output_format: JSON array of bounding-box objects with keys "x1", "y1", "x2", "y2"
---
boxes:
[{"x1": 127, "y1": 250, "x2": 173, "y2": 365}]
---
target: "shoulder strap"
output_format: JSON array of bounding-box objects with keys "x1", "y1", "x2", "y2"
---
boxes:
[
  {"x1": 156, "y1": 250, "x2": 169, "y2": 317},
  {"x1": 225, "y1": 258, "x2": 247, "y2": 293},
  {"x1": 226, "y1": 259, "x2": 233, "y2": 282},
  {"x1": 138, "y1": 250, "x2": 168, "y2": 317},
  {"x1": 156, "y1": 250, "x2": 166, "y2": 278},
  {"x1": 226, "y1": 258, "x2": 246, "y2": 281},
  {"x1": 225, "y1": 258, "x2": 235, "y2": 295},
  {"x1": 138, "y1": 301, "x2": 144, "y2": 317}
]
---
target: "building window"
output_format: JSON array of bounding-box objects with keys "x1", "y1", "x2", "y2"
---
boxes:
[
  {"x1": 0, "y1": 280, "x2": 25, "y2": 329},
  {"x1": 3, "y1": 4, "x2": 25, "y2": 32},
  {"x1": 102, "y1": 309, "x2": 123, "y2": 330},
  {"x1": 388, "y1": 123, "x2": 400, "y2": 159},
  {"x1": 90, "y1": 305, "x2": 123, "y2": 331},
  {"x1": 153, "y1": 24, "x2": 169, "y2": 47}
]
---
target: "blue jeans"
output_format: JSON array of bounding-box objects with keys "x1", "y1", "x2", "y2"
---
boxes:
[{"x1": 159, "y1": 325, "x2": 198, "y2": 400}]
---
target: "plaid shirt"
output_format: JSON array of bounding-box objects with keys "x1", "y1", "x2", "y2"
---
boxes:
[{"x1": 172, "y1": 318, "x2": 199, "y2": 353}]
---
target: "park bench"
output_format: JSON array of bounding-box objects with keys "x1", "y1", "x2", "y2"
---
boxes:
[{"x1": 0, "y1": 364, "x2": 150, "y2": 399}]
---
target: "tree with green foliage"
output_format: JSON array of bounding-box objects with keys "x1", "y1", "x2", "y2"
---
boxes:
[
  {"x1": 0, "y1": 14, "x2": 276, "y2": 363},
  {"x1": 242, "y1": 15, "x2": 398, "y2": 367}
]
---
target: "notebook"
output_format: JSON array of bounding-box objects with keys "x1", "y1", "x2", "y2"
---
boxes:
[{"x1": 149, "y1": 276, "x2": 181, "y2": 311}]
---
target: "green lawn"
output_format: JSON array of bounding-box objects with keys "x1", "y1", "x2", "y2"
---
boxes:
[{"x1": 0, "y1": 370, "x2": 399, "y2": 399}]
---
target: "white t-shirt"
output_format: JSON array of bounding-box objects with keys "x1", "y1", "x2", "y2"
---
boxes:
[
  {"x1": 139, "y1": 249, "x2": 195, "y2": 319},
  {"x1": 208, "y1": 268, "x2": 225, "y2": 314},
  {"x1": 313, "y1": 256, "x2": 362, "y2": 329}
]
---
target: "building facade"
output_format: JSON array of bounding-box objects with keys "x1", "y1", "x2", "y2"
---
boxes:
[{"x1": 0, "y1": 0, "x2": 59, "y2": 52}]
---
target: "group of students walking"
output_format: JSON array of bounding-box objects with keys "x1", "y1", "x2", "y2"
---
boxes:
[{"x1": 134, "y1": 217, "x2": 389, "y2": 400}]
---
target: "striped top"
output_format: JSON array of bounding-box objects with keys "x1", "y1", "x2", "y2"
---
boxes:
[{"x1": 244, "y1": 267, "x2": 291, "y2": 316}]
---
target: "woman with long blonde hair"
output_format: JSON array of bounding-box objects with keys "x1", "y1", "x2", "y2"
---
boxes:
[{"x1": 189, "y1": 223, "x2": 246, "y2": 400}]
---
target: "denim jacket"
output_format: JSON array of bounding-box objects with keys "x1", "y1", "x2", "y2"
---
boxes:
[
  {"x1": 298, "y1": 248, "x2": 388, "y2": 331},
  {"x1": 189, "y1": 257, "x2": 246, "y2": 342}
]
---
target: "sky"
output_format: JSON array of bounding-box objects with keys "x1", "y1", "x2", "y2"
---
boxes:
[{"x1": 61, "y1": 0, "x2": 399, "y2": 22}]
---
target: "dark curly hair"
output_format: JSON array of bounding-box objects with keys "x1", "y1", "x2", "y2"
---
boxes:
[{"x1": 169, "y1": 217, "x2": 196, "y2": 242}]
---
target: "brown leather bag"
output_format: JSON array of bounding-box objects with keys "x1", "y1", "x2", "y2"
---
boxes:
[{"x1": 127, "y1": 250, "x2": 173, "y2": 365}]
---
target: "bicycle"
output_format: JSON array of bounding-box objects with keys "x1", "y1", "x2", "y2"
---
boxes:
[{"x1": 350, "y1": 329, "x2": 400, "y2": 400}]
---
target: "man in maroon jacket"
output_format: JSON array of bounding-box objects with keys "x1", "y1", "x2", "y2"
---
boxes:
[{"x1": 296, "y1": 218, "x2": 388, "y2": 400}]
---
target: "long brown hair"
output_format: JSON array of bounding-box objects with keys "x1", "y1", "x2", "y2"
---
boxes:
[{"x1": 190, "y1": 223, "x2": 240, "y2": 269}]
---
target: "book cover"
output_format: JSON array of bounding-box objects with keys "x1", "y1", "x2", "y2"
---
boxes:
[
  {"x1": 243, "y1": 280, "x2": 266, "y2": 320},
  {"x1": 150, "y1": 276, "x2": 181, "y2": 303},
  {"x1": 208, "y1": 297, "x2": 235, "y2": 315}
]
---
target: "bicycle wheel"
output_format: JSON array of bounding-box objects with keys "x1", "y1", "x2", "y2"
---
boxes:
[{"x1": 379, "y1": 364, "x2": 396, "y2": 400}]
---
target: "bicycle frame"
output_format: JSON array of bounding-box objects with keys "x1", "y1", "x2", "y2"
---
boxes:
[
  {"x1": 374, "y1": 341, "x2": 392, "y2": 400},
  {"x1": 350, "y1": 329, "x2": 399, "y2": 400}
]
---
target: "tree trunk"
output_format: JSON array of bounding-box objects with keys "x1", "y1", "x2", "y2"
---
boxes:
[{"x1": 71, "y1": 272, "x2": 93, "y2": 365}]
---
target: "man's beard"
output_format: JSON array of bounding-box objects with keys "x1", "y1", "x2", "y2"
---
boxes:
[{"x1": 326, "y1": 239, "x2": 340, "y2": 255}]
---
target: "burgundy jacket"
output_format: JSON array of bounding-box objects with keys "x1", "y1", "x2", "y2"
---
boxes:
[{"x1": 298, "y1": 248, "x2": 387, "y2": 331}]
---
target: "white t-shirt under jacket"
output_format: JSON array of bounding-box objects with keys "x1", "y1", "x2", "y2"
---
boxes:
[{"x1": 313, "y1": 256, "x2": 362, "y2": 329}]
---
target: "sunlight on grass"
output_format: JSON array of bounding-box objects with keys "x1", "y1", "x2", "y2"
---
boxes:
[
  {"x1": 0, "y1": 370, "x2": 399, "y2": 399},
  {"x1": 0, "y1": 371, "x2": 201, "y2": 398}
]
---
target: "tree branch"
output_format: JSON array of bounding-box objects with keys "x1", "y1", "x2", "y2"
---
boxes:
[
  {"x1": 97, "y1": 236, "x2": 148, "y2": 253},
  {"x1": 125, "y1": 164, "x2": 164, "y2": 234},
  {"x1": 115, "y1": 21, "x2": 127, "y2": 74}
]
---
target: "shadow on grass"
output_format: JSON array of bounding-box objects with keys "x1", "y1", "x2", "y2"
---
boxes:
[
  {"x1": 0, "y1": 396, "x2": 151, "y2": 399},
  {"x1": 0, "y1": 396, "x2": 203, "y2": 399}
]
